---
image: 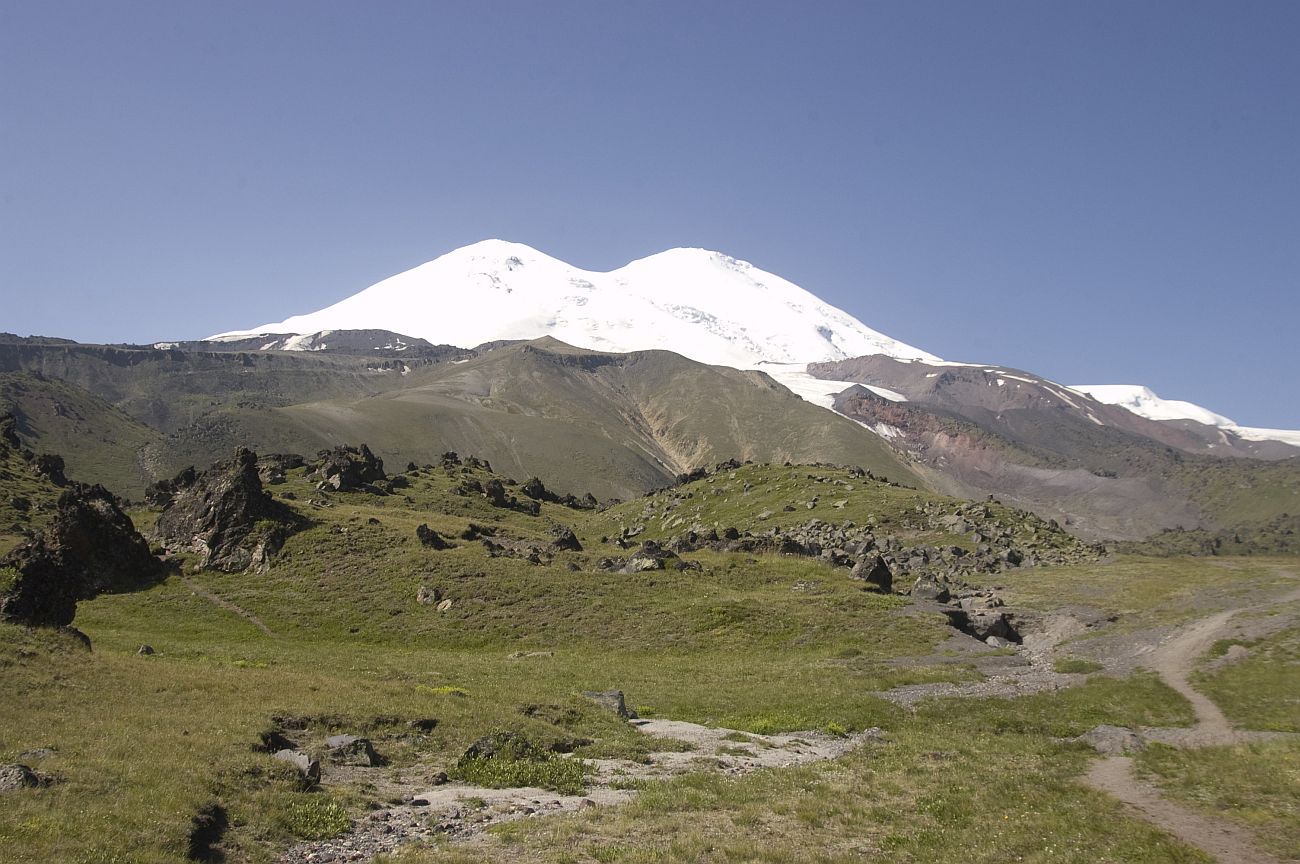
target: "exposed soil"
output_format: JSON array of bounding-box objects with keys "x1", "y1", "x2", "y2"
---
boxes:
[
  {"x1": 1079, "y1": 582, "x2": 1300, "y2": 864},
  {"x1": 276, "y1": 717, "x2": 881, "y2": 863},
  {"x1": 181, "y1": 575, "x2": 277, "y2": 638}
]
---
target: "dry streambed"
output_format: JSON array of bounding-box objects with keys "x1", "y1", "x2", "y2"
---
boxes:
[{"x1": 278, "y1": 717, "x2": 880, "y2": 863}]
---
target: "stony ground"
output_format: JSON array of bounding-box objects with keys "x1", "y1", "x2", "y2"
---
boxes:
[{"x1": 277, "y1": 718, "x2": 881, "y2": 863}]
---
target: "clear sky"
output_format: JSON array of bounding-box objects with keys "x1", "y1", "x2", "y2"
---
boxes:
[{"x1": 2, "y1": 1, "x2": 1297, "y2": 427}]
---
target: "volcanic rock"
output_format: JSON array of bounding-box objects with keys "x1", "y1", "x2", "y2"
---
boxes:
[
  {"x1": 152, "y1": 448, "x2": 305, "y2": 572},
  {"x1": 1, "y1": 484, "x2": 162, "y2": 627}
]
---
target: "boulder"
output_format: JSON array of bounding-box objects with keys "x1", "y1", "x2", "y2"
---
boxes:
[
  {"x1": 152, "y1": 449, "x2": 305, "y2": 572},
  {"x1": 325, "y1": 734, "x2": 380, "y2": 767},
  {"x1": 1, "y1": 484, "x2": 163, "y2": 627},
  {"x1": 416, "y1": 585, "x2": 442, "y2": 605},
  {"x1": 31, "y1": 454, "x2": 67, "y2": 486},
  {"x1": 483, "y1": 479, "x2": 541, "y2": 515},
  {"x1": 965, "y1": 610, "x2": 1018, "y2": 642},
  {"x1": 582, "y1": 690, "x2": 637, "y2": 719},
  {"x1": 415, "y1": 524, "x2": 453, "y2": 550},
  {"x1": 622, "y1": 540, "x2": 677, "y2": 573},
  {"x1": 0, "y1": 763, "x2": 46, "y2": 793},
  {"x1": 271, "y1": 749, "x2": 320, "y2": 783},
  {"x1": 850, "y1": 554, "x2": 892, "y2": 592},
  {"x1": 549, "y1": 525, "x2": 582, "y2": 552},
  {"x1": 910, "y1": 575, "x2": 950, "y2": 603},
  {"x1": 313, "y1": 444, "x2": 386, "y2": 492}
]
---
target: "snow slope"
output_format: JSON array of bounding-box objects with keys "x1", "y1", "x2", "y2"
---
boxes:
[
  {"x1": 212, "y1": 239, "x2": 939, "y2": 369},
  {"x1": 210, "y1": 239, "x2": 1299, "y2": 448},
  {"x1": 1070, "y1": 384, "x2": 1300, "y2": 448}
]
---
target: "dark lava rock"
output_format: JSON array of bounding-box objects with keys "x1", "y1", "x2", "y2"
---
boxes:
[
  {"x1": 549, "y1": 525, "x2": 582, "y2": 552},
  {"x1": 1, "y1": 484, "x2": 163, "y2": 627},
  {"x1": 0, "y1": 763, "x2": 48, "y2": 793},
  {"x1": 910, "y1": 575, "x2": 951, "y2": 603},
  {"x1": 152, "y1": 448, "x2": 305, "y2": 572},
  {"x1": 415, "y1": 524, "x2": 453, "y2": 550},
  {"x1": 31, "y1": 454, "x2": 67, "y2": 486},
  {"x1": 313, "y1": 444, "x2": 387, "y2": 492},
  {"x1": 483, "y1": 479, "x2": 541, "y2": 516},
  {"x1": 850, "y1": 554, "x2": 893, "y2": 592}
]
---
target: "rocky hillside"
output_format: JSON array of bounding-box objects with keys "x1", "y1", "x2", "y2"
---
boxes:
[
  {"x1": 818, "y1": 366, "x2": 1300, "y2": 540},
  {"x1": 0, "y1": 336, "x2": 921, "y2": 502}
]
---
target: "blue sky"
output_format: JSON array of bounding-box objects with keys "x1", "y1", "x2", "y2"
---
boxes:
[{"x1": 2, "y1": 1, "x2": 1297, "y2": 426}]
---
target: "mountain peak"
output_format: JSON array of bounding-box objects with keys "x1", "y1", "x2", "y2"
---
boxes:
[{"x1": 212, "y1": 241, "x2": 939, "y2": 369}]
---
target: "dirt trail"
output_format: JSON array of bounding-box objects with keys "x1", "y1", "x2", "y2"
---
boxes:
[
  {"x1": 1081, "y1": 583, "x2": 1300, "y2": 864},
  {"x1": 1086, "y1": 756, "x2": 1282, "y2": 864},
  {"x1": 180, "y1": 575, "x2": 276, "y2": 638}
]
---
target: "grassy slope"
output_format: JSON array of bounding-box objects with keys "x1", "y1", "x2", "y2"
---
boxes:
[
  {"x1": 0, "y1": 340, "x2": 922, "y2": 503},
  {"x1": 1133, "y1": 605, "x2": 1300, "y2": 861},
  {"x1": 1, "y1": 454, "x2": 1294, "y2": 863},
  {"x1": 278, "y1": 342, "x2": 922, "y2": 501},
  {"x1": 0, "y1": 433, "x2": 64, "y2": 557},
  {"x1": 0, "y1": 373, "x2": 162, "y2": 498}
]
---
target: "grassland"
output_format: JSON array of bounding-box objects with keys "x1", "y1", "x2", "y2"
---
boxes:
[{"x1": 2, "y1": 455, "x2": 1296, "y2": 863}]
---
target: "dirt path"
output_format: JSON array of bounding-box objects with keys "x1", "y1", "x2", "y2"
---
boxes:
[
  {"x1": 180, "y1": 575, "x2": 276, "y2": 638},
  {"x1": 1080, "y1": 584, "x2": 1300, "y2": 864},
  {"x1": 277, "y1": 717, "x2": 880, "y2": 863},
  {"x1": 1086, "y1": 756, "x2": 1283, "y2": 864}
]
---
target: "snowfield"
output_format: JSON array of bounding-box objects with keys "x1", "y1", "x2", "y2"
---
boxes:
[
  {"x1": 212, "y1": 239, "x2": 939, "y2": 370},
  {"x1": 210, "y1": 239, "x2": 1300, "y2": 447}
]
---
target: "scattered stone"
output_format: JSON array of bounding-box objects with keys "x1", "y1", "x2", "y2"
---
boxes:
[
  {"x1": 137, "y1": 644, "x2": 155, "y2": 655},
  {"x1": 850, "y1": 554, "x2": 892, "y2": 592},
  {"x1": 985, "y1": 636, "x2": 1014, "y2": 648},
  {"x1": 416, "y1": 585, "x2": 442, "y2": 606},
  {"x1": 910, "y1": 575, "x2": 950, "y2": 603},
  {"x1": 436, "y1": 599, "x2": 453, "y2": 612}
]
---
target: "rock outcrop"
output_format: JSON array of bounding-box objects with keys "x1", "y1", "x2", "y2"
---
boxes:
[
  {"x1": 151, "y1": 448, "x2": 305, "y2": 572},
  {"x1": 1, "y1": 484, "x2": 162, "y2": 627},
  {"x1": 311, "y1": 444, "x2": 386, "y2": 492}
]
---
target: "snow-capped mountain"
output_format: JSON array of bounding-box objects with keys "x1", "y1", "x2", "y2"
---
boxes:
[
  {"x1": 1069, "y1": 384, "x2": 1300, "y2": 449},
  {"x1": 211, "y1": 239, "x2": 938, "y2": 370},
  {"x1": 212, "y1": 239, "x2": 1300, "y2": 448}
]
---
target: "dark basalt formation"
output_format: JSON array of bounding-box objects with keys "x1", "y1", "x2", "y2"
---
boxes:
[
  {"x1": 152, "y1": 448, "x2": 305, "y2": 572},
  {"x1": 311, "y1": 444, "x2": 387, "y2": 492},
  {"x1": 0, "y1": 484, "x2": 162, "y2": 627}
]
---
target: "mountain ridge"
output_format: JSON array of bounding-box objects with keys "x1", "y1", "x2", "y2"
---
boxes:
[{"x1": 208, "y1": 240, "x2": 1299, "y2": 446}]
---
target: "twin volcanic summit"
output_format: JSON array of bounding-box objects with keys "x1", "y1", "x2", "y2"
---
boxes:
[
  {"x1": 213, "y1": 239, "x2": 1297, "y2": 448},
  {"x1": 3, "y1": 239, "x2": 1298, "y2": 543}
]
